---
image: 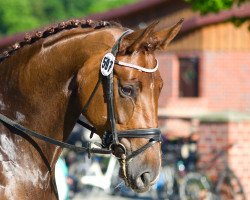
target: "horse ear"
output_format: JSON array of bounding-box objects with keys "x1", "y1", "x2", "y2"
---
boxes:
[
  {"x1": 119, "y1": 21, "x2": 159, "y2": 53},
  {"x1": 153, "y1": 18, "x2": 184, "y2": 50}
]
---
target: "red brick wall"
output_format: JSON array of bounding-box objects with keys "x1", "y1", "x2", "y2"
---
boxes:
[
  {"x1": 159, "y1": 117, "x2": 250, "y2": 197},
  {"x1": 202, "y1": 52, "x2": 250, "y2": 112},
  {"x1": 228, "y1": 122, "x2": 250, "y2": 197},
  {"x1": 157, "y1": 51, "x2": 250, "y2": 113},
  {"x1": 198, "y1": 121, "x2": 250, "y2": 197},
  {"x1": 157, "y1": 52, "x2": 209, "y2": 115},
  {"x1": 157, "y1": 53, "x2": 176, "y2": 108},
  {"x1": 157, "y1": 49, "x2": 250, "y2": 197}
]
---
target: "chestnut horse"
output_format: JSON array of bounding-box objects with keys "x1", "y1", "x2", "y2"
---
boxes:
[{"x1": 0, "y1": 19, "x2": 182, "y2": 199}]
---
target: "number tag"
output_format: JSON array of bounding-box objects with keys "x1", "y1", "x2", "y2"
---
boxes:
[{"x1": 100, "y1": 53, "x2": 115, "y2": 76}]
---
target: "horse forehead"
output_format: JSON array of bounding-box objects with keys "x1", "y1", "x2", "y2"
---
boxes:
[
  {"x1": 115, "y1": 67, "x2": 161, "y2": 87},
  {"x1": 115, "y1": 53, "x2": 158, "y2": 80}
]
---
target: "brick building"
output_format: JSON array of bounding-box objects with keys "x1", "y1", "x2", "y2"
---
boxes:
[
  {"x1": 1, "y1": 0, "x2": 250, "y2": 197},
  {"x1": 89, "y1": 3, "x2": 250, "y2": 196}
]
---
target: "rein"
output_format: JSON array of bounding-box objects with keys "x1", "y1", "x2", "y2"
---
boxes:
[
  {"x1": 0, "y1": 113, "x2": 111, "y2": 156},
  {"x1": 0, "y1": 30, "x2": 161, "y2": 162}
]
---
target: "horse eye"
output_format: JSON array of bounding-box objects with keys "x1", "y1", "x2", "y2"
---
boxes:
[{"x1": 120, "y1": 85, "x2": 134, "y2": 97}]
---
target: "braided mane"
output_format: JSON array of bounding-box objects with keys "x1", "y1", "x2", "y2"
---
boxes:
[{"x1": 0, "y1": 19, "x2": 121, "y2": 63}]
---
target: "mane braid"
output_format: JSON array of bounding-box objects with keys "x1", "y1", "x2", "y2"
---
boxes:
[{"x1": 0, "y1": 19, "x2": 121, "y2": 63}]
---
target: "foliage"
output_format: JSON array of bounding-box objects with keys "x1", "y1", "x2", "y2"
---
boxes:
[
  {"x1": 185, "y1": 0, "x2": 248, "y2": 14},
  {"x1": 0, "y1": 0, "x2": 136, "y2": 36},
  {"x1": 185, "y1": 0, "x2": 233, "y2": 15},
  {"x1": 0, "y1": 0, "x2": 39, "y2": 35},
  {"x1": 185, "y1": 0, "x2": 250, "y2": 29}
]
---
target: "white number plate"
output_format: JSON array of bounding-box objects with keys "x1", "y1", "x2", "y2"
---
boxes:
[{"x1": 100, "y1": 53, "x2": 115, "y2": 76}]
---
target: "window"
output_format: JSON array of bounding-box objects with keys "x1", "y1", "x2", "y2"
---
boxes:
[{"x1": 179, "y1": 57, "x2": 199, "y2": 97}]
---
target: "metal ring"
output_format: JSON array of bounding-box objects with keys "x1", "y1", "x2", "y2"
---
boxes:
[{"x1": 110, "y1": 142, "x2": 127, "y2": 159}]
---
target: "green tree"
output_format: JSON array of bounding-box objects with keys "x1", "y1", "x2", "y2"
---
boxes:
[
  {"x1": 86, "y1": 0, "x2": 137, "y2": 14},
  {"x1": 28, "y1": 0, "x2": 65, "y2": 25},
  {"x1": 185, "y1": 0, "x2": 250, "y2": 28},
  {"x1": 62, "y1": 0, "x2": 93, "y2": 18},
  {"x1": 0, "y1": 0, "x2": 39, "y2": 35},
  {"x1": 0, "y1": 0, "x2": 136, "y2": 36}
]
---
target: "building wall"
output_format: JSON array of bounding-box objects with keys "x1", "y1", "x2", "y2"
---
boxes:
[
  {"x1": 202, "y1": 51, "x2": 250, "y2": 112},
  {"x1": 157, "y1": 52, "x2": 209, "y2": 115},
  {"x1": 201, "y1": 22, "x2": 250, "y2": 51},
  {"x1": 156, "y1": 12, "x2": 250, "y2": 198},
  {"x1": 168, "y1": 20, "x2": 250, "y2": 52},
  {"x1": 157, "y1": 20, "x2": 250, "y2": 114},
  {"x1": 157, "y1": 50, "x2": 250, "y2": 114},
  {"x1": 198, "y1": 121, "x2": 250, "y2": 198},
  {"x1": 160, "y1": 117, "x2": 250, "y2": 198}
]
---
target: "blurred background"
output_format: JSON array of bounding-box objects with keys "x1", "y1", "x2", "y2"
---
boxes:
[{"x1": 1, "y1": 0, "x2": 250, "y2": 199}]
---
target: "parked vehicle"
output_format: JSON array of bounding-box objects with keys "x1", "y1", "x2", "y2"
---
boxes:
[{"x1": 179, "y1": 144, "x2": 246, "y2": 200}]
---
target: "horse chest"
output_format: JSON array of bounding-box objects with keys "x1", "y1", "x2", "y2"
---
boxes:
[{"x1": 0, "y1": 128, "x2": 51, "y2": 200}]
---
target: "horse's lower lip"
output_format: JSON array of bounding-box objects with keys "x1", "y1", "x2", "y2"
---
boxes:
[
  {"x1": 131, "y1": 185, "x2": 151, "y2": 193},
  {"x1": 119, "y1": 170, "x2": 151, "y2": 193},
  {"x1": 128, "y1": 175, "x2": 154, "y2": 193}
]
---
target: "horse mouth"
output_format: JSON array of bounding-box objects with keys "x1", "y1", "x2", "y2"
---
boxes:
[
  {"x1": 118, "y1": 164, "x2": 156, "y2": 193},
  {"x1": 116, "y1": 138, "x2": 161, "y2": 193}
]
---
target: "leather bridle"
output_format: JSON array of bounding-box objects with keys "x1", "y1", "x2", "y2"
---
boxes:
[
  {"x1": 95, "y1": 30, "x2": 161, "y2": 162},
  {"x1": 0, "y1": 30, "x2": 161, "y2": 163}
]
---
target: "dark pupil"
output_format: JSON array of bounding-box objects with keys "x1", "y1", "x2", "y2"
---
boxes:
[{"x1": 122, "y1": 86, "x2": 133, "y2": 96}]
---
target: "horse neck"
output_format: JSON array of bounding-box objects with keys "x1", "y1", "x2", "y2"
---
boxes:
[
  {"x1": 0, "y1": 27, "x2": 119, "y2": 166},
  {"x1": 1, "y1": 35, "x2": 81, "y2": 138}
]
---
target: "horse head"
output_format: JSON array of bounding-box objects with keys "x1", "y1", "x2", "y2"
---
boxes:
[{"x1": 77, "y1": 19, "x2": 183, "y2": 192}]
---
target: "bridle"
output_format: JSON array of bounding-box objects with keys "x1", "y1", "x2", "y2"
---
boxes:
[
  {"x1": 0, "y1": 30, "x2": 161, "y2": 163},
  {"x1": 97, "y1": 30, "x2": 161, "y2": 162}
]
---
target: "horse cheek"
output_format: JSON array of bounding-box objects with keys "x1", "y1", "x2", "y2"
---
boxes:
[{"x1": 115, "y1": 97, "x2": 134, "y2": 125}]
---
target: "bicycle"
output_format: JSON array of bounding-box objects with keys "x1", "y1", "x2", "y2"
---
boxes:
[
  {"x1": 179, "y1": 144, "x2": 246, "y2": 200},
  {"x1": 151, "y1": 136, "x2": 199, "y2": 200}
]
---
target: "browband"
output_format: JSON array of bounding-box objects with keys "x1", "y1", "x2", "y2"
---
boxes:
[{"x1": 115, "y1": 60, "x2": 159, "y2": 73}]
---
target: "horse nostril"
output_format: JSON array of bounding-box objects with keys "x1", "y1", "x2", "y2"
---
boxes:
[
  {"x1": 141, "y1": 172, "x2": 150, "y2": 185},
  {"x1": 135, "y1": 172, "x2": 151, "y2": 189}
]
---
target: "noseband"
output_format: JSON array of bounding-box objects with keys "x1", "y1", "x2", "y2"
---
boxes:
[{"x1": 0, "y1": 30, "x2": 161, "y2": 162}]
